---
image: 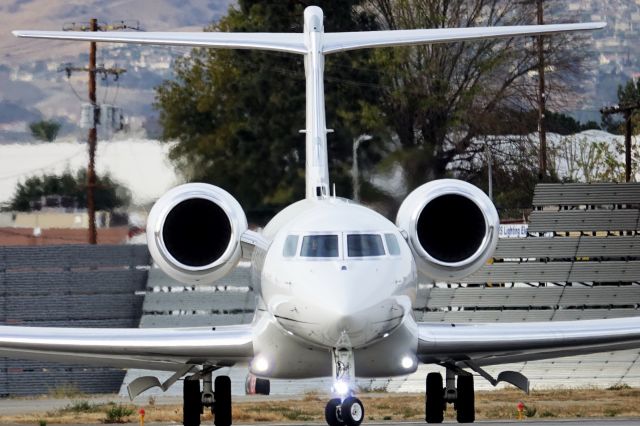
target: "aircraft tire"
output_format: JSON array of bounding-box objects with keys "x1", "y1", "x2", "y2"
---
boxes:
[
  {"x1": 256, "y1": 378, "x2": 271, "y2": 395},
  {"x1": 183, "y1": 378, "x2": 202, "y2": 426},
  {"x1": 325, "y1": 398, "x2": 344, "y2": 426},
  {"x1": 425, "y1": 372, "x2": 444, "y2": 423},
  {"x1": 214, "y1": 376, "x2": 232, "y2": 426},
  {"x1": 341, "y1": 397, "x2": 364, "y2": 426},
  {"x1": 456, "y1": 375, "x2": 475, "y2": 423}
]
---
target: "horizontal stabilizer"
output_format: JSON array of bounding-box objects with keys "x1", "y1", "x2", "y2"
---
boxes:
[
  {"x1": 323, "y1": 22, "x2": 606, "y2": 54},
  {"x1": 12, "y1": 30, "x2": 306, "y2": 54}
]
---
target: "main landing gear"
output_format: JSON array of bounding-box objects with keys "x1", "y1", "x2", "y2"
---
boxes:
[
  {"x1": 325, "y1": 335, "x2": 365, "y2": 426},
  {"x1": 183, "y1": 371, "x2": 232, "y2": 426},
  {"x1": 425, "y1": 370, "x2": 475, "y2": 424}
]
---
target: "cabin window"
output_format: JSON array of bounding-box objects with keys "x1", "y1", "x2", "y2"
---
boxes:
[
  {"x1": 347, "y1": 234, "x2": 385, "y2": 257},
  {"x1": 384, "y1": 233, "x2": 401, "y2": 255},
  {"x1": 283, "y1": 235, "x2": 299, "y2": 257},
  {"x1": 300, "y1": 235, "x2": 339, "y2": 257}
]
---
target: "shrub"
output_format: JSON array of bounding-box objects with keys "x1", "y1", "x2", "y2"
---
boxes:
[{"x1": 104, "y1": 404, "x2": 134, "y2": 423}]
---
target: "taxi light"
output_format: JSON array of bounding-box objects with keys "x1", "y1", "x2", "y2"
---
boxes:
[
  {"x1": 253, "y1": 356, "x2": 269, "y2": 373},
  {"x1": 401, "y1": 355, "x2": 415, "y2": 369}
]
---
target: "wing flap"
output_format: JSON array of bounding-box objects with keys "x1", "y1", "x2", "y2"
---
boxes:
[
  {"x1": 12, "y1": 30, "x2": 306, "y2": 54},
  {"x1": 323, "y1": 23, "x2": 606, "y2": 54},
  {"x1": 0, "y1": 324, "x2": 253, "y2": 371},
  {"x1": 418, "y1": 317, "x2": 640, "y2": 366}
]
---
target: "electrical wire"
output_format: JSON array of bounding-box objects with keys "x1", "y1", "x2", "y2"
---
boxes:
[{"x1": 65, "y1": 77, "x2": 86, "y2": 102}]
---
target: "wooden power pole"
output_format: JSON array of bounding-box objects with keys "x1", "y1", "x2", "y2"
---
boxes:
[
  {"x1": 601, "y1": 103, "x2": 640, "y2": 182},
  {"x1": 88, "y1": 18, "x2": 98, "y2": 245},
  {"x1": 536, "y1": 0, "x2": 547, "y2": 181},
  {"x1": 61, "y1": 20, "x2": 134, "y2": 244}
]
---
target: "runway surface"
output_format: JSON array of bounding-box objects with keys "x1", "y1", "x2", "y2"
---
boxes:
[
  {"x1": 0, "y1": 397, "x2": 637, "y2": 425},
  {"x1": 0, "y1": 420, "x2": 639, "y2": 426}
]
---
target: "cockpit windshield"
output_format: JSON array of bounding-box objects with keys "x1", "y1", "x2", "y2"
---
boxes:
[
  {"x1": 286, "y1": 232, "x2": 399, "y2": 259},
  {"x1": 347, "y1": 234, "x2": 385, "y2": 257},
  {"x1": 300, "y1": 234, "x2": 339, "y2": 257}
]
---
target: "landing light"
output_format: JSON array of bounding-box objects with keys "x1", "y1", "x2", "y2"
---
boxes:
[
  {"x1": 252, "y1": 356, "x2": 269, "y2": 373},
  {"x1": 333, "y1": 379, "x2": 350, "y2": 396},
  {"x1": 401, "y1": 355, "x2": 415, "y2": 369}
]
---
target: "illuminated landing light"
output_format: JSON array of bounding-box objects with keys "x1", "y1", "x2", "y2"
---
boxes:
[
  {"x1": 382, "y1": 333, "x2": 389, "y2": 338},
  {"x1": 401, "y1": 355, "x2": 415, "y2": 370},
  {"x1": 252, "y1": 356, "x2": 269, "y2": 373},
  {"x1": 333, "y1": 379, "x2": 350, "y2": 396}
]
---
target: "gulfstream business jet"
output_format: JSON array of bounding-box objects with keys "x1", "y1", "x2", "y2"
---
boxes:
[{"x1": 4, "y1": 6, "x2": 637, "y2": 426}]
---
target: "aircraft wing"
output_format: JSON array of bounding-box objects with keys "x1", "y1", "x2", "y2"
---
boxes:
[
  {"x1": 417, "y1": 316, "x2": 640, "y2": 367},
  {"x1": 323, "y1": 22, "x2": 606, "y2": 54},
  {"x1": 0, "y1": 324, "x2": 253, "y2": 371},
  {"x1": 11, "y1": 30, "x2": 306, "y2": 54}
]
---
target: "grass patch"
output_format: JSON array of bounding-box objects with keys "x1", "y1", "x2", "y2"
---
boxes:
[
  {"x1": 47, "y1": 384, "x2": 86, "y2": 399},
  {"x1": 540, "y1": 409, "x2": 557, "y2": 418},
  {"x1": 103, "y1": 404, "x2": 134, "y2": 423},
  {"x1": 2, "y1": 387, "x2": 640, "y2": 424},
  {"x1": 524, "y1": 405, "x2": 537, "y2": 417},
  {"x1": 607, "y1": 383, "x2": 631, "y2": 391},
  {"x1": 59, "y1": 400, "x2": 101, "y2": 414}
]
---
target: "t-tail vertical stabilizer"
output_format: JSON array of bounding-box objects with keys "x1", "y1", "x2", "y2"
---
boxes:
[{"x1": 13, "y1": 7, "x2": 605, "y2": 200}]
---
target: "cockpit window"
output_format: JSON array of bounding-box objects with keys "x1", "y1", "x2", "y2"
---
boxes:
[
  {"x1": 384, "y1": 233, "x2": 401, "y2": 255},
  {"x1": 347, "y1": 234, "x2": 385, "y2": 257},
  {"x1": 300, "y1": 235, "x2": 339, "y2": 257},
  {"x1": 283, "y1": 235, "x2": 299, "y2": 258}
]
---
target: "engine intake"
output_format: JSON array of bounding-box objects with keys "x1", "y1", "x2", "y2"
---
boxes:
[
  {"x1": 396, "y1": 179, "x2": 498, "y2": 281},
  {"x1": 147, "y1": 183, "x2": 248, "y2": 284}
]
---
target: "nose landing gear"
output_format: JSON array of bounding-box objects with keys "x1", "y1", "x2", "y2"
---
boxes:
[
  {"x1": 325, "y1": 396, "x2": 365, "y2": 426},
  {"x1": 325, "y1": 334, "x2": 365, "y2": 426}
]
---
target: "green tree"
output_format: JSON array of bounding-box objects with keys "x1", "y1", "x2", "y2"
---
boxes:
[
  {"x1": 29, "y1": 119, "x2": 61, "y2": 142},
  {"x1": 9, "y1": 169, "x2": 131, "y2": 212},
  {"x1": 602, "y1": 78, "x2": 640, "y2": 134},
  {"x1": 366, "y1": 0, "x2": 591, "y2": 192},
  {"x1": 155, "y1": 1, "x2": 381, "y2": 221}
]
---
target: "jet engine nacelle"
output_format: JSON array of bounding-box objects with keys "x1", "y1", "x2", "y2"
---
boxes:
[
  {"x1": 146, "y1": 183, "x2": 248, "y2": 284},
  {"x1": 396, "y1": 179, "x2": 498, "y2": 282}
]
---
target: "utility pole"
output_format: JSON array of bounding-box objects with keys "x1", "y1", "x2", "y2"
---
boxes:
[
  {"x1": 61, "y1": 20, "x2": 136, "y2": 244},
  {"x1": 536, "y1": 0, "x2": 547, "y2": 181},
  {"x1": 601, "y1": 103, "x2": 640, "y2": 182},
  {"x1": 88, "y1": 18, "x2": 98, "y2": 245}
]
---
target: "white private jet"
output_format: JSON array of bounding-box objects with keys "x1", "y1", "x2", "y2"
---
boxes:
[{"x1": 4, "y1": 6, "x2": 638, "y2": 426}]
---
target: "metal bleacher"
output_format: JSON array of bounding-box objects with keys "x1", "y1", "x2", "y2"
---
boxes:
[
  {"x1": 122, "y1": 183, "x2": 640, "y2": 396},
  {"x1": 0, "y1": 245, "x2": 150, "y2": 396},
  {"x1": 400, "y1": 183, "x2": 640, "y2": 392}
]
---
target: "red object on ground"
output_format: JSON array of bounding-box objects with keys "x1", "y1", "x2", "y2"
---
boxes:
[
  {"x1": 517, "y1": 401, "x2": 525, "y2": 411},
  {"x1": 139, "y1": 408, "x2": 146, "y2": 416}
]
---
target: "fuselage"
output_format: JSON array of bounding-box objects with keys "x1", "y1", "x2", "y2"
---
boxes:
[{"x1": 249, "y1": 197, "x2": 419, "y2": 378}]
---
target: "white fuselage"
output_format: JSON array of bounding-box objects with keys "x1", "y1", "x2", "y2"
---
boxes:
[{"x1": 249, "y1": 197, "x2": 420, "y2": 379}]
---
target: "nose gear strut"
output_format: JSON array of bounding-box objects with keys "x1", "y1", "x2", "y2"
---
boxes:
[{"x1": 325, "y1": 332, "x2": 365, "y2": 426}]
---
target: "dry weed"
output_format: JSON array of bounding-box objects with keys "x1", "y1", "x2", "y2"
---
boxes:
[{"x1": 2, "y1": 387, "x2": 639, "y2": 424}]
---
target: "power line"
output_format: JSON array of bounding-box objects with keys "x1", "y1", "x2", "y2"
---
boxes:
[{"x1": 58, "y1": 19, "x2": 139, "y2": 244}]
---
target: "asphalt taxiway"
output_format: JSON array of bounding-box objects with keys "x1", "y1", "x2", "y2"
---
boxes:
[{"x1": 1, "y1": 420, "x2": 638, "y2": 426}]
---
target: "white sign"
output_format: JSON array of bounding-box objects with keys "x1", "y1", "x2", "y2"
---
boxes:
[{"x1": 499, "y1": 224, "x2": 528, "y2": 239}]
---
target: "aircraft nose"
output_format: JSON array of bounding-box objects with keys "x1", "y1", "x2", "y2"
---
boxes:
[{"x1": 334, "y1": 311, "x2": 366, "y2": 333}]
